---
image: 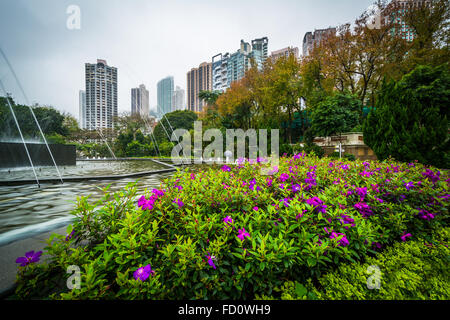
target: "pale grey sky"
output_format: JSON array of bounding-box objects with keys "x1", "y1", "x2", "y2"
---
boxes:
[{"x1": 0, "y1": 0, "x2": 375, "y2": 120}]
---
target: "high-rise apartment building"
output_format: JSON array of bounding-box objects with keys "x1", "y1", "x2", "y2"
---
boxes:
[
  {"x1": 187, "y1": 62, "x2": 212, "y2": 112},
  {"x1": 302, "y1": 27, "x2": 336, "y2": 56},
  {"x1": 131, "y1": 84, "x2": 149, "y2": 117},
  {"x1": 212, "y1": 37, "x2": 268, "y2": 92},
  {"x1": 212, "y1": 53, "x2": 230, "y2": 92},
  {"x1": 157, "y1": 76, "x2": 174, "y2": 117},
  {"x1": 84, "y1": 59, "x2": 118, "y2": 130},
  {"x1": 250, "y1": 37, "x2": 269, "y2": 70},
  {"x1": 172, "y1": 86, "x2": 185, "y2": 111},
  {"x1": 79, "y1": 90, "x2": 86, "y2": 129},
  {"x1": 270, "y1": 46, "x2": 299, "y2": 61}
]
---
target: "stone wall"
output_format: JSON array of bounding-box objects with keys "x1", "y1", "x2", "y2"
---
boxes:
[
  {"x1": 0, "y1": 142, "x2": 76, "y2": 168},
  {"x1": 322, "y1": 145, "x2": 377, "y2": 161},
  {"x1": 313, "y1": 132, "x2": 377, "y2": 161}
]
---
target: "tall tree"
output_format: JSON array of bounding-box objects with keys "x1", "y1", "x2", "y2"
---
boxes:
[{"x1": 363, "y1": 64, "x2": 449, "y2": 168}]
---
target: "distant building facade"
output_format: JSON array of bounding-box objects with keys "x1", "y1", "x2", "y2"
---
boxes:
[
  {"x1": 302, "y1": 27, "x2": 336, "y2": 56},
  {"x1": 187, "y1": 62, "x2": 212, "y2": 112},
  {"x1": 212, "y1": 53, "x2": 230, "y2": 92},
  {"x1": 78, "y1": 90, "x2": 86, "y2": 129},
  {"x1": 131, "y1": 84, "x2": 149, "y2": 117},
  {"x1": 172, "y1": 86, "x2": 185, "y2": 111},
  {"x1": 157, "y1": 76, "x2": 174, "y2": 117},
  {"x1": 212, "y1": 37, "x2": 269, "y2": 92},
  {"x1": 270, "y1": 46, "x2": 299, "y2": 61},
  {"x1": 84, "y1": 59, "x2": 118, "y2": 130}
]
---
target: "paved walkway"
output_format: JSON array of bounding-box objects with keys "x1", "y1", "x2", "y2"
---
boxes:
[{"x1": 0, "y1": 225, "x2": 68, "y2": 298}]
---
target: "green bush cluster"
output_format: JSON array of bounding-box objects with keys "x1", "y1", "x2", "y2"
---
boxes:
[{"x1": 310, "y1": 228, "x2": 450, "y2": 300}]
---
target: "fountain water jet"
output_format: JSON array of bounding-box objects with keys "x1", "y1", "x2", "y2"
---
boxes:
[
  {"x1": 0, "y1": 81, "x2": 40, "y2": 187},
  {"x1": 0, "y1": 46, "x2": 63, "y2": 184}
]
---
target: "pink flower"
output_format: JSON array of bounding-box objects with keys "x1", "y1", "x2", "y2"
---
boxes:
[
  {"x1": 401, "y1": 231, "x2": 412, "y2": 242},
  {"x1": 237, "y1": 228, "x2": 250, "y2": 241},
  {"x1": 206, "y1": 254, "x2": 216, "y2": 269},
  {"x1": 223, "y1": 216, "x2": 233, "y2": 226},
  {"x1": 16, "y1": 250, "x2": 42, "y2": 267}
]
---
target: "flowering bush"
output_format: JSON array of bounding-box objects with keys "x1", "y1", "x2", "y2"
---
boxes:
[{"x1": 13, "y1": 154, "x2": 449, "y2": 299}]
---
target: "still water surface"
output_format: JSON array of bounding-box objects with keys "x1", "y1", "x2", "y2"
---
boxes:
[{"x1": 0, "y1": 160, "x2": 175, "y2": 245}]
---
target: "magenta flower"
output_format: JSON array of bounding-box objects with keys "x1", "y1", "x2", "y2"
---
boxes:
[
  {"x1": 152, "y1": 189, "x2": 165, "y2": 197},
  {"x1": 330, "y1": 232, "x2": 349, "y2": 247},
  {"x1": 253, "y1": 206, "x2": 259, "y2": 211},
  {"x1": 354, "y1": 202, "x2": 373, "y2": 218},
  {"x1": 359, "y1": 170, "x2": 373, "y2": 177},
  {"x1": 279, "y1": 173, "x2": 290, "y2": 182},
  {"x1": 371, "y1": 184, "x2": 380, "y2": 193},
  {"x1": 296, "y1": 209, "x2": 307, "y2": 220},
  {"x1": 404, "y1": 181, "x2": 414, "y2": 190},
  {"x1": 337, "y1": 215, "x2": 355, "y2": 228},
  {"x1": 206, "y1": 254, "x2": 216, "y2": 269},
  {"x1": 223, "y1": 215, "x2": 233, "y2": 226},
  {"x1": 138, "y1": 195, "x2": 147, "y2": 207},
  {"x1": 422, "y1": 169, "x2": 440, "y2": 184},
  {"x1": 372, "y1": 242, "x2": 382, "y2": 250},
  {"x1": 306, "y1": 197, "x2": 327, "y2": 214},
  {"x1": 173, "y1": 198, "x2": 184, "y2": 208},
  {"x1": 16, "y1": 250, "x2": 43, "y2": 267},
  {"x1": 291, "y1": 184, "x2": 302, "y2": 193},
  {"x1": 355, "y1": 187, "x2": 367, "y2": 201},
  {"x1": 221, "y1": 165, "x2": 231, "y2": 172},
  {"x1": 237, "y1": 228, "x2": 250, "y2": 241},
  {"x1": 65, "y1": 230, "x2": 75, "y2": 241},
  {"x1": 417, "y1": 209, "x2": 435, "y2": 220},
  {"x1": 401, "y1": 232, "x2": 412, "y2": 242},
  {"x1": 133, "y1": 264, "x2": 154, "y2": 281}
]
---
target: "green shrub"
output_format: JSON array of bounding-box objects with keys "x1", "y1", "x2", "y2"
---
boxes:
[
  {"x1": 310, "y1": 229, "x2": 450, "y2": 300},
  {"x1": 301, "y1": 143, "x2": 325, "y2": 158},
  {"x1": 13, "y1": 155, "x2": 449, "y2": 299},
  {"x1": 344, "y1": 154, "x2": 356, "y2": 161},
  {"x1": 280, "y1": 144, "x2": 294, "y2": 156}
]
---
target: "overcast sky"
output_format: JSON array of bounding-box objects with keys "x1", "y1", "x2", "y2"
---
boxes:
[{"x1": 0, "y1": 0, "x2": 375, "y2": 120}]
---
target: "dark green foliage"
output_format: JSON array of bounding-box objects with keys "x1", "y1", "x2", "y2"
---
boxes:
[
  {"x1": 300, "y1": 143, "x2": 325, "y2": 158},
  {"x1": 310, "y1": 93, "x2": 362, "y2": 138},
  {"x1": 363, "y1": 65, "x2": 449, "y2": 168},
  {"x1": 154, "y1": 110, "x2": 198, "y2": 144},
  {"x1": 0, "y1": 96, "x2": 69, "y2": 140},
  {"x1": 344, "y1": 154, "x2": 356, "y2": 161}
]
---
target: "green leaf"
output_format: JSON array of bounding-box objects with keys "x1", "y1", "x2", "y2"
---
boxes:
[
  {"x1": 260, "y1": 262, "x2": 266, "y2": 271},
  {"x1": 307, "y1": 257, "x2": 316, "y2": 267},
  {"x1": 295, "y1": 283, "x2": 307, "y2": 297}
]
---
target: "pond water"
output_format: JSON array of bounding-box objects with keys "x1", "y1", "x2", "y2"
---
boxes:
[
  {"x1": 0, "y1": 160, "x2": 176, "y2": 246},
  {"x1": 0, "y1": 160, "x2": 168, "y2": 181}
]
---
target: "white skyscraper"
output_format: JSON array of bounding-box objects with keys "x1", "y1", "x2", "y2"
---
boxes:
[
  {"x1": 172, "y1": 86, "x2": 185, "y2": 111},
  {"x1": 85, "y1": 59, "x2": 118, "y2": 130},
  {"x1": 131, "y1": 84, "x2": 150, "y2": 117},
  {"x1": 79, "y1": 90, "x2": 86, "y2": 129}
]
